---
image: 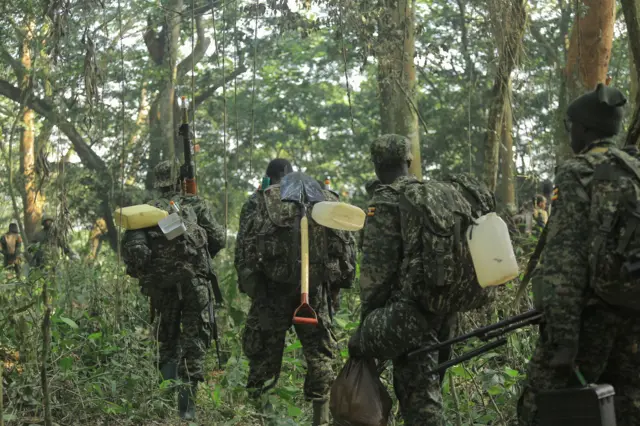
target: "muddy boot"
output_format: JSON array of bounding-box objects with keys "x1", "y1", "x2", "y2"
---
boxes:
[
  {"x1": 178, "y1": 381, "x2": 198, "y2": 420},
  {"x1": 312, "y1": 400, "x2": 330, "y2": 426}
]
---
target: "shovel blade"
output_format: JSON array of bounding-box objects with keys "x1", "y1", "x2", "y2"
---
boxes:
[
  {"x1": 280, "y1": 172, "x2": 325, "y2": 204},
  {"x1": 312, "y1": 201, "x2": 366, "y2": 231}
]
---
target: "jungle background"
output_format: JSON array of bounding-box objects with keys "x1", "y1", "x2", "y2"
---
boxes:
[{"x1": 1, "y1": 0, "x2": 640, "y2": 424}]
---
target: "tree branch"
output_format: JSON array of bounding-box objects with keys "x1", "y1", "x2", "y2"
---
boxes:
[
  {"x1": 0, "y1": 46, "x2": 25, "y2": 82},
  {"x1": 177, "y1": 16, "x2": 211, "y2": 79},
  {"x1": 195, "y1": 63, "x2": 248, "y2": 108},
  {"x1": 0, "y1": 79, "x2": 120, "y2": 251}
]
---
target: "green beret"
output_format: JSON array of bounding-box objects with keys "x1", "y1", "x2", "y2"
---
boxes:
[{"x1": 370, "y1": 134, "x2": 413, "y2": 166}]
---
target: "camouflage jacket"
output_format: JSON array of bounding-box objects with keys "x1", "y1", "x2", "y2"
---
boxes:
[
  {"x1": 359, "y1": 175, "x2": 415, "y2": 319},
  {"x1": 534, "y1": 141, "x2": 617, "y2": 352},
  {"x1": 178, "y1": 194, "x2": 226, "y2": 257}
]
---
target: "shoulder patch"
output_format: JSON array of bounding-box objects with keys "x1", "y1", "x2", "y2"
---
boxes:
[
  {"x1": 552, "y1": 187, "x2": 559, "y2": 201},
  {"x1": 367, "y1": 207, "x2": 376, "y2": 217}
]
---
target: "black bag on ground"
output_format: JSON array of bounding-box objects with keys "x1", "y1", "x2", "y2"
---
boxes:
[{"x1": 330, "y1": 358, "x2": 392, "y2": 426}]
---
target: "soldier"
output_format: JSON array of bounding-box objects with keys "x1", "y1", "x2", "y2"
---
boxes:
[
  {"x1": 517, "y1": 84, "x2": 640, "y2": 425},
  {"x1": 532, "y1": 195, "x2": 548, "y2": 231},
  {"x1": 121, "y1": 160, "x2": 225, "y2": 420},
  {"x1": 1, "y1": 222, "x2": 22, "y2": 276},
  {"x1": 30, "y1": 215, "x2": 78, "y2": 268},
  {"x1": 235, "y1": 159, "x2": 355, "y2": 426},
  {"x1": 348, "y1": 134, "x2": 457, "y2": 425}
]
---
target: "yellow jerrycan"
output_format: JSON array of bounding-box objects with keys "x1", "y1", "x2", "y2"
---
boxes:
[
  {"x1": 311, "y1": 201, "x2": 366, "y2": 232},
  {"x1": 114, "y1": 204, "x2": 168, "y2": 230},
  {"x1": 466, "y1": 212, "x2": 518, "y2": 287}
]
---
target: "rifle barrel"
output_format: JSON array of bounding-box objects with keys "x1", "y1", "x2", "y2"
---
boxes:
[
  {"x1": 408, "y1": 310, "x2": 540, "y2": 358},
  {"x1": 425, "y1": 337, "x2": 508, "y2": 375}
]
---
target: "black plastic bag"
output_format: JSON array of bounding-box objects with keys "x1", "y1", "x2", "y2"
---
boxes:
[{"x1": 330, "y1": 358, "x2": 393, "y2": 426}]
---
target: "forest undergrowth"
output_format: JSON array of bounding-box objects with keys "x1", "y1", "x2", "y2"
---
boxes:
[{"x1": 0, "y1": 233, "x2": 539, "y2": 426}]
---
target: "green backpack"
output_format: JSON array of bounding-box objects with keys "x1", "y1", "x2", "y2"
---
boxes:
[
  {"x1": 398, "y1": 173, "x2": 497, "y2": 314},
  {"x1": 581, "y1": 148, "x2": 640, "y2": 312},
  {"x1": 122, "y1": 196, "x2": 209, "y2": 290},
  {"x1": 242, "y1": 185, "x2": 354, "y2": 289}
]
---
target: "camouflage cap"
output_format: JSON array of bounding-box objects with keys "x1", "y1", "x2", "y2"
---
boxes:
[
  {"x1": 153, "y1": 159, "x2": 180, "y2": 188},
  {"x1": 370, "y1": 134, "x2": 413, "y2": 166}
]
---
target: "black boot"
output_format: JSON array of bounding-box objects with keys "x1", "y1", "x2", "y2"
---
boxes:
[
  {"x1": 178, "y1": 381, "x2": 198, "y2": 420},
  {"x1": 312, "y1": 400, "x2": 330, "y2": 426}
]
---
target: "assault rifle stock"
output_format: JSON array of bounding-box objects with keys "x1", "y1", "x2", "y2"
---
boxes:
[{"x1": 408, "y1": 310, "x2": 542, "y2": 375}]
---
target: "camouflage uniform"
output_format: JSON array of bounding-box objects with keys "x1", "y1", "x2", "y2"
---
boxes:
[
  {"x1": 350, "y1": 135, "x2": 452, "y2": 426},
  {"x1": 1, "y1": 224, "x2": 22, "y2": 276},
  {"x1": 517, "y1": 142, "x2": 640, "y2": 426},
  {"x1": 237, "y1": 182, "x2": 344, "y2": 404},
  {"x1": 30, "y1": 216, "x2": 76, "y2": 268},
  {"x1": 123, "y1": 161, "x2": 225, "y2": 386}
]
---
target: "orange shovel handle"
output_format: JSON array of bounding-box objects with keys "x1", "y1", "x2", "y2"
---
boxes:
[{"x1": 293, "y1": 293, "x2": 318, "y2": 326}]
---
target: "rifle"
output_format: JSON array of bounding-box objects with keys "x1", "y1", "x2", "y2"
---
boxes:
[
  {"x1": 179, "y1": 96, "x2": 197, "y2": 195},
  {"x1": 513, "y1": 222, "x2": 550, "y2": 305},
  {"x1": 408, "y1": 310, "x2": 543, "y2": 375},
  {"x1": 179, "y1": 96, "x2": 224, "y2": 366}
]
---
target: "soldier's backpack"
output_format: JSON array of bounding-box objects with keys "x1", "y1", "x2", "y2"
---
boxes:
[
  {"x1": 582, "y1": 148, "x2": 640, "y2": 312},
  {"x1": 122, "y1": 197, "x2": 209, "y2": 289},
  {"x1": 242, "y1": 185, "x2": 354, "y2": 290},
  {"x1": 399, "y1": 173, "x2": 497, "y2": 314}
]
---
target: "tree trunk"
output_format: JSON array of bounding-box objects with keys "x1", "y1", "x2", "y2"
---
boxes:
[
  {"x1": 483, "y1": 0, "x2": 527, "y2": 192},
  {"x1": 499, "y1": 83, "x2": 515, "y2": 207},
  {"x1": 147, "y1": 0, "x2": 183, "y2": 178},
  {"x1": 621, "y1": 0, "x2": 640, "y2": 147},
  {"x1": 19, "y1": 21, "x2": 42, "y2": 240},
  {"x1": 377, "y1": 0, "x2": 421, "y2": 179},
  {"x1": 566, "y1": 0, "x2": 616, "y2": 93}
]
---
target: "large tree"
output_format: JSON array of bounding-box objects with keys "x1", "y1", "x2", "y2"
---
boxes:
[
  {"x1": 377, "y1": 0, "x2": 421, "y2": 178},
  {"x1": 483, "y1": 0, "x2": 527, "y2": 192}
]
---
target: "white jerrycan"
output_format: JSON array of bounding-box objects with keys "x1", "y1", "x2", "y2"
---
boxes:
[{"x1": 466, "y1": 212, "x2": 518, "y2": 287}]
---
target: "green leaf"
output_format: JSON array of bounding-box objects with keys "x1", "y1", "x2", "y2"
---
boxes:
[
  {"x1": 59, "y1": 357, "x2": 73, "y2": 371},
  {"x1": 60, "y1": 316, "x2": 79, "y2": 329},
  {"x1": 88, "y1": 332, "x2": 102, "y2": 340},
  {"x1": 287, "y1": 404, "x2": 302, "y2": 417},
  {"x1": 284, "y1": 340, "x2": 303, "y2": 352},
  {"x1": 3, "y1": 414, "x2": 17, "y2": 421},
  {"x1": 487, "y1": 385, "x2": 504, "y2": 396},
  {"x1": 504, "y1": 367, "x2": 520, "y2": 377}
]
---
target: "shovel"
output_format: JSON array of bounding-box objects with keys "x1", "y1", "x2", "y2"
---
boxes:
[
  {"x1": 280, "y1": 173, "x2": 366, "y2": 326},
  {"x1": 281, "y1": 173, "x2": 325, "y2": 326}
]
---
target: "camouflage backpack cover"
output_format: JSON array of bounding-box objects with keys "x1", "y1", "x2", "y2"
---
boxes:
[
  {"x1": 399, "y1": 173, "x2": 497, "y2": 314},
  {"x1": 122, "y1": 195, "x2": 209, "y2": 289},
  {"x1": 579, "y1": 147, "x2": 640, "y2": 312},
  {"x1": 242, "y1": 185, "x2": 354, "y2": 290}
]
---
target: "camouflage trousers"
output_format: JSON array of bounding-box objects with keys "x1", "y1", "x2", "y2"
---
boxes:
[
  {"x1": 518, "y1": 303, "x2": 640, "y2": 426},
  {"x1": 150, "y1": 277, "x2": 212, "y2": 382},
  {"x1": 356, "y1": 299, "x2": 455, "y2": 426},
  {"x1": 242, "y1": 279, "x2": 336, "y2": 401}
]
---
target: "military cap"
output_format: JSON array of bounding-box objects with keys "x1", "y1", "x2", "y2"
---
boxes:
[
  {"x1": 153, "y1": 159, "x2": 180, "y2": 188},
  {"x1": 567, "y1": 83, "x2": 627, "y2": 136},
  {"x1": 370, "y1": 134, "x2": 413, "y2": 166}
]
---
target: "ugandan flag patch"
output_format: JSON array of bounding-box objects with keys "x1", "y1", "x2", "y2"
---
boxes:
[
  {"x1": 367, "y1": 207, "x2": 376, "y2": 217},
  {"x1": 552, "y1": 187, "x2": 559, "y2": 201}
]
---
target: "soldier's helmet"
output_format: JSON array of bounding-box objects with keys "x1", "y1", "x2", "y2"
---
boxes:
[
  {"x1": 154, "y1": 159, "x2": 180, "y2": 189},
  {"x1": 370, "y1": 134, "x2": 413, "y2": 166},
  {"x1": 41, "y1": 214, "x2": 54, "y2": 225}
]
